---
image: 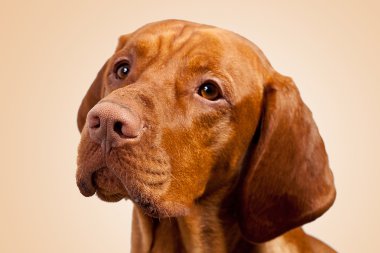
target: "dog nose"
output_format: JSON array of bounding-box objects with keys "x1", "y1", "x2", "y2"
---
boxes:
[{"x1": 86, "y1": 101, "x2": 143, "y2": 152}]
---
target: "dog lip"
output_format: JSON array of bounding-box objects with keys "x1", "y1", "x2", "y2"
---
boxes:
[
  {"x1": 91, "y1": 166, "x2": 129, "y2": 199},
  {"x1": 96, "y1": 190, "x2": 125, "y2": 202},
  {"x1": 76, "y1": 166, "x2": 99, "y2": 197},
  {"x1": 77, "y1": 179, "x2": 96, "y2": 197}
]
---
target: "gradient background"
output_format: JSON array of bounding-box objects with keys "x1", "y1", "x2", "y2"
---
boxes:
[{"x1": 1, "y1": 0, "x2": 379, "y2": 252}]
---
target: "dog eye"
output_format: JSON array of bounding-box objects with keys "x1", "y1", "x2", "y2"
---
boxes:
[
  {"x1": 198, "y1": 82, "x2": 221, "y2": 101},
  {"x1": 115, "y1": 62, "x2": 130, "y2": 79}
]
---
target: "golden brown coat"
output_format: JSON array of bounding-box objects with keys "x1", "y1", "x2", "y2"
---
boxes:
[{"x1": 76, "y1": 20, "x2": 336, "y2": 253}]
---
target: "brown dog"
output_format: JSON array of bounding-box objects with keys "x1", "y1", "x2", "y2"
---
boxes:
[{"x1": 76, "y1": 20, "x2": 336, "y2": 252}]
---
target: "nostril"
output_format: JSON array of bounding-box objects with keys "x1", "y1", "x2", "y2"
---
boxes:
[
  {"x1": 113, "y1": 121, "x2": 125, "y2": 137},
  {"x1": 87, "y1": 102, "x2": 142, "y2": 146},
  {"x1": 88, "y1": 116, "x2": 101, "y2": 129}
]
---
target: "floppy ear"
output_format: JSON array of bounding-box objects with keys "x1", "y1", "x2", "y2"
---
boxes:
[
  {"x1": 238, "y1": 72, "x2": 336, "y2": 243},
  {"x1": 77, "y1": 61, "x2": 108, "y2": 132}
]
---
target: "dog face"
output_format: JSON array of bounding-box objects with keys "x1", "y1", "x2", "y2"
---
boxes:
[{"x1": 76, "y1": 20, "x2": 335, "y2": 242}]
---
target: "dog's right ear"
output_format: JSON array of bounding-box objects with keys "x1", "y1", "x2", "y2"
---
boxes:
[
  {"x1": 237, "y1": 72, "x2": 336, "y2": 243},
  {"x1": 77, "y1": 61, "x2": 108, "y2": 132}
]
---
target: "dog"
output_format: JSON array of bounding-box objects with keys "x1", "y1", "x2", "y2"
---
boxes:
[{"x1": 76, "y1": 20, "x2": 336, "y2": 252}]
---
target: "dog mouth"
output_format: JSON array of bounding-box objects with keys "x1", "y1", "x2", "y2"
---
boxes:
[
  {"x1": 76, "y1": 166, "x2": 127, "y2": 199},
  {"x1": 76, "y1": 136, "x2": 190, "y2": 217},
  {"x1": 76, "y1": 164, "x2": 167, "y2": 214},
  {"x1": 77, "y1": 164, "x2": 189, "y2": 217},
  {"x1": 91, "y1": 167, "x2": 128, "y2": 202}
]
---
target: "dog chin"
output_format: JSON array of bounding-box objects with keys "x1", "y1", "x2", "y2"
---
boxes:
[
  {"x1": 129, "y1": 191, "x2": 190, "y2": 218},
  {"x1": 94, "y1": 183, "x2": 190, "y2": 217},
  {"x1": 96, "y1": 190, "x2": 127, "y2": 202}
]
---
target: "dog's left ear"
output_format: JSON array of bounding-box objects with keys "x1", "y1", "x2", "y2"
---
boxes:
[
  {"x1": 77, "y1": 61, "x2": 108, "y2": 132},
  {"x1": 238, "y1": 72, "x2": 336, "y2": 243}
]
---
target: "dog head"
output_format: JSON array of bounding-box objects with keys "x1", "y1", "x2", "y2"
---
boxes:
[{"x1": 76, "y1": 20, "x2": 335, "y2": 243}]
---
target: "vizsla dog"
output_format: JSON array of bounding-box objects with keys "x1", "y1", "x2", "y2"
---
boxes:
[{"x1": 76, "y1": 20, "x2": 336, "y2": 252}]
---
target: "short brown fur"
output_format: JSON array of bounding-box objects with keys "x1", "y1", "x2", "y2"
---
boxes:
[{"x1": 76, "y1": 20, "x2": 336, "y2": 252}]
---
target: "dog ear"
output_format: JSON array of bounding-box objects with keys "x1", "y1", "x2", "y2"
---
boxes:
[
  {"x1": 77, "y1": 61, "x2": 108, "y2": 132},
  {"x1": 238, "y1": 72, "x2": 336, "y2": 243}
]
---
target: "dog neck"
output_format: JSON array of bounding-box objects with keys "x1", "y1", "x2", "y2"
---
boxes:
[
  {"x1": 130, "y1": 184, "x2": 238, "y2": 252},
  {"x1": 131, "y1": 202, "x2": 318, "y2": 253},
  {"x1": 131, "y1": 203, "x2": 244, "y2": 253},
  {"x1": 129, "y1": 187, "x2": 311, "y2": 253}
]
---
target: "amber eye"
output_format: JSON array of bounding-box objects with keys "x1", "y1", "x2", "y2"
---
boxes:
[
  {"x1": 115, "y1": 63, "x2": 130, "y2": 79},
  {"x1": 198, "y1": 82, "x2": 221, "y2": 101}
]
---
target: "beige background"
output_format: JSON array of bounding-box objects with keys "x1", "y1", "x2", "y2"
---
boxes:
[{"x1": 1, "y1": 0, "x2": 379, "y2": 252}]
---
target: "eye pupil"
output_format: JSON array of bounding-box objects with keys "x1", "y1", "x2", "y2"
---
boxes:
[
  {"x1": 116, "y1": 63, "x2": 130, "y2": 79},
  {"x1": 199, "y1": 82, "x2": 220, "y2": 101}
]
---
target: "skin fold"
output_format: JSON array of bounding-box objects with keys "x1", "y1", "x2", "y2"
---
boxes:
[{"x1": 76, "y1": 20, "x2": 336, "y2": 252}]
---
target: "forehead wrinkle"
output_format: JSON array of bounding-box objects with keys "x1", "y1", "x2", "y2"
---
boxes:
[
  {"x1": 127, "y1": 24, "x2": 196, "y2": 62},
  {"x1": 186, "y1": 54, "x2": 221, "y2": 73},
  {"x1": 118, "y1": 25, "x2": 227, "y2": 75},
  {"x1": 127, "y1": 34, "x2": 162, "y2": 59},
  {"x1": 133, "y1": 26, "x2": 223, "y2": 65},
  {"x1": 135, "y1": 39, "x2": 157, "y2": 57},
  {"x1": 182, "y1": 32, "x2": 225, "y2": 71}
]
